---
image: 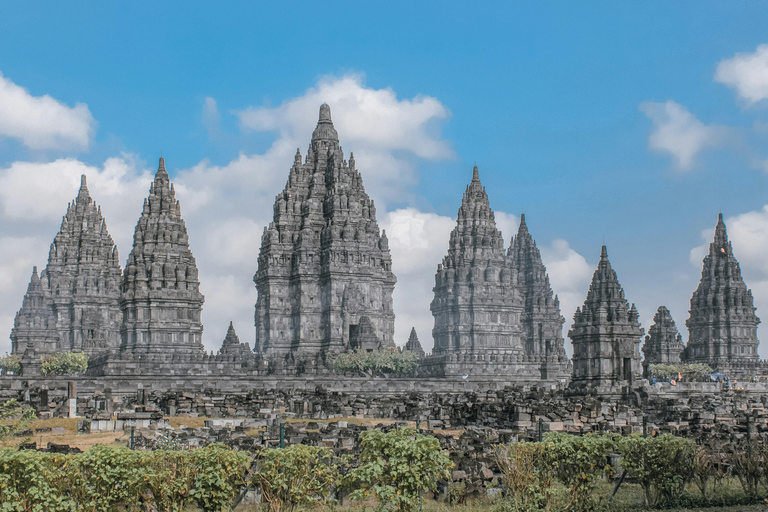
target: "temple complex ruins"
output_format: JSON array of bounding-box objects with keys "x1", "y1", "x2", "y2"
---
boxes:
[
  {"x1": 5, "y1": 105, "x2": 768, "y2": 395},
  {"x1": 253, "y1": 104, "x2": 396, "y2": 370},
  {"x1": 684, "y1": 214, "x2": 760, "y2": 372},
  {"x1": 569, "y1": 246, "x2": 643, "y2": 393}
]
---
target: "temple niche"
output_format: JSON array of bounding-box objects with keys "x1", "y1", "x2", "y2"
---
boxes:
[
  {"x1": 254, "y1": 104, "x2": 396, "y2": 370},
  {"x1": 11, "y1": 176, "x2": 122, "y2": 357},
  {"x1": 427, "y1": 166, "x2": 569, "y2": 381},
  {"x1": 120, "y1": 157, "x2": 205, "y2": 355},
  {"x1": 684, "y1": 214, "x2": 760, "y2": 373},
  {"x1": 569, "y1": 246, "x2": 643, "y2": 393}
]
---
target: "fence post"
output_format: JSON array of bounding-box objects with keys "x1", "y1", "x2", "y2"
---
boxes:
[
  {"x1": 130, "y1": 426, "x2": 134, "y2": 450},
  {"x1": 538, "y1": 418, "x2": 543, "y2": 442},
  {"x1": 643, "y1": 416, "x2": 647, "y2": 438},
  {"x1": 279, "y1": 422, "x2": 285, "y2": 449}
]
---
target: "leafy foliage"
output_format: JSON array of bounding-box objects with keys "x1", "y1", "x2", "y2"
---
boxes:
[
  {"x1": 494, "y1": 442, "x2": 555, "y2": 511},
  {"x1": 348, "y1": 426, "x2": 453, "y2": 512},
  {"x1": 544, "y1": 432, "x2": 615, "y2": 512},
  {"x1": 333, "y1": 348, "x2": 419, "y2": 376},
  {"x1": 0, "y1": 399, "x2": 36, "y2": 442},
  {"x1": 0, "y1": 353, "x2": 21, "y2": 374},
  {"x1": 40, "y1": 352, "x2": 89, "y2": 376},
  {"x1": 617, "y1": 434, "x2": 696, "y2": 507},
  {"x1": 649, "y1": 363, "x2": 714, "y2": 381},
  {"x1": 253, "y1": 444, "x2": 342, "y2": 512}
]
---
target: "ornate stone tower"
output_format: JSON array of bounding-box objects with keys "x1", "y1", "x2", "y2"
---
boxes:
[
  {"x1": 254, "y1": 104, "x2": 396, "y2": 368},
  {"x1": 508, "y1": 213, "x2": 570, "y2": 379},
  {"x1": 41, "y1": 175, "x2": 123, "y2": 354},
  {"x1": 11, "y1": 267, "x2": 59, "y2": 355},
  {"x1": 569, "y1": 245, "x2": 643, "y2": 392},
  {"x1": 642, "y1": 306, "x2": 684, "y2": 377},
  {"x1": 685, "y1": 214, "x2": 760, "y2": 366},
  {"x1": 120, "y1": 157, "x2": 205, "y2": 355},
  {"x1": 404, "y1": 327, "x2": 425, "y2": 358},
  {"x1": 430, "y1": 166, "x2": 536, "y2": 378},
  {"x1": 218, "y1": 322, "x2": 252, "y2": 357}
]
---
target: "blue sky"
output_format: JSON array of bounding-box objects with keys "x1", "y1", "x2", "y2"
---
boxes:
[{"x1": 1, "y1": 2, "x2": 768, "y2": 356}]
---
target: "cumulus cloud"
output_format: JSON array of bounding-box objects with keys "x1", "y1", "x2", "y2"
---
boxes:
[
  {"x1": 640, "y1": 100, "x2": 728, "y2": 169},
  {"x1": 235, "y1": 73, "x2": 453, "y2": 209},
  {"x1": 0, "y1": 72, "x2": 95, "y2": 151},
  {"x1": 381, "y1": 208, "x2": 455, "y2": 351},
  {"x1": 202, "y1": 96, "x2": 221, "y2": 138},
  {"x1": 715, "y1": 44, "x2": 768, "y2": 105},
  {"x1": 494, "y1": 211, "x2": 520, "y2": 243}
]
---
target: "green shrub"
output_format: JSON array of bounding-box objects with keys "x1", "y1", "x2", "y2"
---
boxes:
[
  {"x1": 0, "y1": 353, "x2": 21, "y2": 374},
  {"x1": 0, "y1": 399, "x2": 36, "y2": 442},
  {"x1": 348, "y1": 426, "x2": 453, "y2": 512},
  {"x1": 544, "y1": 432, "x2": 615, "y2": 512},
  {"x1": 40, "y1": 352, "x2": 89, "y2": 376},
  {"x1": 494, "y1": 442, "x2": 555, "y2": 511},
  {"x1": 333, "y1": 349, "x2": 419, "y2": 376},
  {"x1": 254, "y1": 444, "x2": 342, "y2": 512},
  {"x1": 617, "y1": 434, "x2": 696, "y2": 507},
  {"x1": 189, "y1": 444, "x2": 250, "y2": 512}
]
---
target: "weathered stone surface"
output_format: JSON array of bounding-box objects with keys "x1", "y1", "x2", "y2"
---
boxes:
[
  {"x1": 254, "y1": 104, "x2": 396, "y2": 369},
  {"x1": 642, "y1": 306, "x2": 684, "y2": 377},
  {"x1": 427, "y1": 167, "x2": 568, "y2": 381},
  {"x1": 11, "y1": 267, "x2": 59, "y2": 356},
  {"x1": 120, "y1": 157, "x2": 204, "y2": 354},
  {"x1": 12, "y1": 176, "x2": 122, "y2": 356},
  {"x1": 218, "y1": 322, "x2": 252, "y2": 357},
  {"x1": 404, "y1": 327, "x2": 425, "y2": 358},
  {"x1": 685, "y1": 214, "x2": 760, "y2": 369},
  {"x1": 569, "y1": 245, "x2": 643, "y2": 393}
]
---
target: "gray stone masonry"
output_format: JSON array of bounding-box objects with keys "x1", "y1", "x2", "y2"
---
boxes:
[
  {"x1": 685, "y1": 213, "x2": 760, "y2": 366},
  {"x1": 254, "y1": 104, "x2": 396, "y2": 370},
  {"x1": 11, "y1": 267, "x2": 59, "y2": 356},
  {"x1": 642, "y1": 305, "x2": 684, "y2": 377},
  {"x1": 570, "y1": 245, "x2": 643, "y2": 394},
  {"x1": 218, "y1": 322, "x2": 253, "y2": 357},
  {"x1": 427, "y1": 166, "x2": 569, "y2": 381},
  {"x1": 120, "y1": 157, "x2": 205, "y2": 355},
  {"x1": 404, "y1": 327, "x2": 425, "y2": 358},
  {"x1": 11, "y1": 176, "x2": 122, "y2": 356}
]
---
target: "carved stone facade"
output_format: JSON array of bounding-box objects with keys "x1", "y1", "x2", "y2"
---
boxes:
[
  {"x1": 404, "y1": 327, "x2": 425, "y2": 358},
  {"x1": 509, "y1": 214, "x2": 570, "y2": 380},
  {"x1": 11, "y1": 267, "x2": 59, "y2": 355},
  {"x1": 642, "y1": 306, "x2": 684, "y2": 377},
  {"x1": 428, "y1": 167, "x2": 568, "y2": 381},
  {"x1": 11, "y1": 177, "x2": 122, "y2": 356},
  {"x1": 685, "y1": 214, "x2": 760, "y2": 368},
  {"x1": 254, "y1": 105, "x2": 396, "y2": 368},
  {"x1": 120, "y1": 158, "x2": 205, "y2": 355},
  {"x1": 218, "y1": 322, "x2": 252, "y2": 357},
  {"x1": 570, "y1": 246, "x2": 643, "y2": 393}
]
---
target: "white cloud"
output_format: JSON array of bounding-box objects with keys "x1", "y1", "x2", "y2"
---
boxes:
[
  {"x1": 202, "y1": 96, "x2": 221, "y2": 137},
  {"x1": 715, "y1": 44, "x2": 768, "y2": 105},
  {"x1": 0, "y1": 72, "x2": 95, "y2": 151},
  {"x1": 235, "y1": 73, "x2": 453, "y2": 209},
  {"x1": 494, "y1": 211, "x2": 520, "y2": 244},
  {"x1": 640, "y1": 100, "x2": 728, "y2": 169},
  {"x1": 381, "y1": 208, "x2": 455, "y2": 350}
]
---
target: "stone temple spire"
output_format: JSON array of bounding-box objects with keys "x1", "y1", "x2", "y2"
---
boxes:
[
  {"x1": 255, "y1": 105, "x2": 396, "y2": 369},
  {"x1": 38, "y1": 174, "x2": 123, "y2": 354},
  {"x1": 685, "y1": 214, "x2": 760, "y2": 366},
  {"x1": 430, "y1": 165, "x2": 533, "y2": 378},
  {"x1": 508, "y1": 213, "x2": 569, "y2": 379},
  {"x1": 569, "y1": 245, "x2": 643, "y2": 392},
  {"x1": 11, "y1": 267, "x2": 59, "y2": 355},
  {"x1": 404, "y1": 327, "x2": 425, "y2": 358},
  {"x1": 218, "y1": 322, "x2": 252, "y2": 356},
  {"x1": 642, "y1": 306, "x2": 684, "y2": 377},
  {"x1": 121, "y1": 157, "x2": 204, "y2": 355}
]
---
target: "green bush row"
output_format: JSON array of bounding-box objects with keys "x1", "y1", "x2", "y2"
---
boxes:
[{"x1": 0, "y1": 427, "x2": 451, "y2": 512}]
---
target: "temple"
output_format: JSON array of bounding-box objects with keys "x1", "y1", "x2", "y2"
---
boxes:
[
  {"x1": 569, "y1": 245, "x2": 643, "y2": 393},
  {"x1": 120, "y1": 157, "x2": 205, "y2": 355},
  {"x1": 642, "y1": 306, "x2": 684, "y2": 377},
  {"x1": 684, "y1": 214, "x2": 760, "y2": 375},
  {"x1": 254, "y1": 104, "x2": 396, "y2": 371},
  {"x1": 426, "y1": 166, "x2": 569, "y2": 381}
]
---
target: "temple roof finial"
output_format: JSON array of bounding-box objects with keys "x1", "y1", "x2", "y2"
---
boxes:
[
  {"x1": 472, "y1": 165, "x2": 480, "y2": 183},
  {"x1": 600, "y1": 244, "x2": 608, "y2": 260},
  {"x1": 311, "y1": 104, "x2": 339, "y2": 143}
]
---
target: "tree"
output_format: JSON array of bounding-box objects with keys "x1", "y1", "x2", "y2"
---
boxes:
[
  {"x1": 40, "y1": 352, "x2": 89, "y2": 376},
  {"x1": 0, "y1": 399, "x2": 36, "y2": 442},
  {"x1": 349, "y1": 427, "x2": 453, "y2": 512}
]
